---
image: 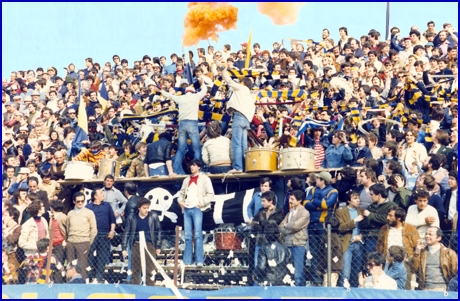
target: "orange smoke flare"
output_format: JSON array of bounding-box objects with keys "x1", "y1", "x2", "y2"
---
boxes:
[
  {"x1": 183, "y1": 2, "x2": 238, "y2": 47},
  {"x1": 257, "y1": 2, "x2": 306, "y2": 25}
]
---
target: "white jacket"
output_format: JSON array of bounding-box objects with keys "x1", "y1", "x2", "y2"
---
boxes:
[{"x1": 201, "y1": 136, "x2": 233, "y2": 166}]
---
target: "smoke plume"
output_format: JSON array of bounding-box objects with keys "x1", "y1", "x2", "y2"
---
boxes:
[
  {"x1": 183, "y1": 2, "x2": 238, "y2": 47},
  {"x1": 257, "y1": 3, "x2": 306, "y2": 25}
]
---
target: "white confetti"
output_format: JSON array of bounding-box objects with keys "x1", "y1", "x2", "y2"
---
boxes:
[
  {"x1": 332, "y1": 256, "x2": 339, "y2": 263},
  {"x1": 230, "y1": 281, "x2": 236, "y2": 284},
  {"x1": 86, "y1": 266, "x2": 92, "y2": 271},
  {"x1": 104, "y1": 280, "x2": 109, "y2": 284},
  {"x1": 220, "y1": 267, "x2": 226, "y2": 275},
  {"x1": 411, "y1": 281, "x2": 419, "y2": 288},
  {"x1": 250, "y1": 234, "x2": 255, "y2": 238},
  {"x1": 325, "y1": 244, "x2": 327, "y2": 248},
  {"x1": 127, "y1": 270, "x2": 132, "y2": 276},
  {"x1": 202, "y1": 231, "x2": 206, "y2": 235},
  {"x1": 213, "y1": 272, "x2": 218, "y2": 278},
  {"x1": 287, "y1": 263, "x2": 295, "y2": 274},
  {"x1": 239, "y1": 281, "x2": 245, "y2": 285},
  {"x1": 268, "y1": 259, "x2": 277, "y2": 267},
  {"x1": 234, "y1": 258, "x2": 240, "y2": 266},
  {"x1": 282, "y1": 274, "x2": 292, "y2": 284},
  {"x1": 263, "y1": 281, "x2": 268, "y2": 286},
  {"x1": 242, "y1": 276, "x2": 247, "y2": 282},
  {"x1": 93, "y1": 250, "x2": 97, "y2": 257},
  {"x1": 271, "y1": 244, "x2": 276, "y2": 250},
  {"x1": 241, "y1": 241, "x2": 246, "y2": 249},
  {"x1": 227, "y1": 250, "x2": 234, "y2": 258},
  {"x1": 209, "y1": 279, "x2": 214, "y2": 282},
  {"x1": 61, "y1": 271, "x2": 66, "y2": 277},
  {"x1": 56, "y1": 262, "x2": 62, "y2": 270},
  {"x1": 72, "y1": 259, "x2": 78, "y2": 265},
  {"x1": 210, "y1": 230, "x2": 214, "y2": 234},
  {"x1": 306, "y1": 251, "x2": 313, "y2": 259},
  {"x1": 86, "y1": 278, "x2": 90, "y2": 284}
]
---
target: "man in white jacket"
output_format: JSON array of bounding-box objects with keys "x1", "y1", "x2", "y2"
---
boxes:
[
  {"x1": 154, "y1": 78, "x2": 206, "y2": 174},
  {"x1": 214, "y1": 58, "x2": 255, "y2": 172}
]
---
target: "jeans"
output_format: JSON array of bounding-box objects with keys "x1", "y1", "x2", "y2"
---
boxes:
[
  {"x1": 338, "y1": 241, "x2": 364, "y2": 287},
  {"x1": 231, "y1": 112, "x2": 249, "y2": 171},
  {"x1": 253, "y1": 245, "x2": 260, "y2": 286},
  {"x1": 183, "y1": 207, "x2": 204, "y2": 265},
  {"x1": 149, "y1": 165, "x2": 168, "y2": 176},
  {"x1": 173, "y1": 120, "x2": 201, "y2": 175},
  {"x1": 89, "y1": 234, "x2": 111, "y2": 282},
  {"x1": 209, "y1": 166, "x2": 232, "y2": 174},
  {"x1": 289, "y1": 246, "x2": 306, "y2": 286},
  {"x1": 365, "y1": 235, "x2": 378, "y2": 255},
  {"x1": 307, "y1": 223, "x2": 325, "y2": 284}
]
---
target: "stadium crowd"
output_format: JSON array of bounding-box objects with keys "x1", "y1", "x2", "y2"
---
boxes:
[{"x1": 2, "y1": 20, "x2": 458, "y2": 290}]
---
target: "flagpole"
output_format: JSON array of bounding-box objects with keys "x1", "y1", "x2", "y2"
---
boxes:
[{"x1": 385, "y1": 2, "x2": 390, "y2": 41}]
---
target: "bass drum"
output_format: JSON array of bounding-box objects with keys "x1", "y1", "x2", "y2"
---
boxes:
[
  {"x1": 245, "y1": 148, "x2": 277, "y2": 172},
  {"x1": 278, "y1": 147, "x2": 315, "y2": 171},
  {"x1": 65, "y1": 161, "x2": 94, "y2": 180},
  {"x1": 98, "y1": 159, "x2": 121, "y2": 179}
]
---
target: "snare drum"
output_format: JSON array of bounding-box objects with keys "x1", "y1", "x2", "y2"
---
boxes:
[
  {"x1": 245, "y1": 148, "x2": 277, "y2": 172},
  {"x1": 215, "y1": 229, "x2": 242, "y2": 250},
  {"x1": 98, "y1": 159, "x2": 121, "y2": 179},
  {"x1": 65, "y1": 161, "x2": 94, "y2": 180},
  {"x1": 278, "y1": 147, "x2": 315, "y2": 171}
]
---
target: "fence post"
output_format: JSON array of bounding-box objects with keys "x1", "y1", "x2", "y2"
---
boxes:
[
  {"x1": 327, "y1": 223, "x2": 331, "y2": 287},
  {"x1": 173, "y1": 226, "x2": 180, "y2": 286}
]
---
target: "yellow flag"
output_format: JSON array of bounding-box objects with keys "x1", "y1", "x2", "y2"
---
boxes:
[
  {"x1": 78, "y1": 97, "x2": 88, "y2": 134},
  {"x1": 244, "y1": 29, "x2": 252, "y2": 69}
]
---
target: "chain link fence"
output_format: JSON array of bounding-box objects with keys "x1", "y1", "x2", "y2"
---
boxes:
[{"x1": 3, "y1": 228, "x2": 458, "y2": 290}]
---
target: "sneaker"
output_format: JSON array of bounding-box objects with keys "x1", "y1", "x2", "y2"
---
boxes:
[
  {"x1": 228, "y1": 169, "x2": 242, "y2": 173},
  {"x1": 196, "y1": 263, "x2": 204, "y2": 267}
]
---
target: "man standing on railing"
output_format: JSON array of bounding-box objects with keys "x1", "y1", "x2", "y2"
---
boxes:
[
  {"x1": 214, "y1": 57, "x2": 255, "y2": 173},
  {"x1": 86, "y1": 188, "x2": 116, "y2": 284},
  {"x1": 122, "y1": 198, "x2": 162, "y2": 286}
]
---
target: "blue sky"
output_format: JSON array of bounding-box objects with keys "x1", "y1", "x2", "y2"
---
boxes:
[{"x1": 2, "y1": 2, "x2": 458, "y2": 79}]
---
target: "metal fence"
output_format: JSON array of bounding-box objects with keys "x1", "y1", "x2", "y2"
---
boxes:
[{"x1": 3, "y1": 228, "x2": 458, "y2": 290}]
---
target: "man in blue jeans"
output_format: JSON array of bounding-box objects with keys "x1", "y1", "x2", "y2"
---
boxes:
[
  {"x1": 153, "y1": 79, "x2": 206, "y2": 174},
  {"x1": 304, "y1": 171, "x2": 339, "y2": 285},
  {"x1": 279, "y1": 190, "x2": 310, "y2": 286},
  {"x1": 336, "y1": 190, "x2": 365, "y2": 287},
  {"x1": 177, "y1": 159, "x2": 214, "y2": 266},
  {"x1": 214, "y1": 57, "x2": 255, "y2": 173}
]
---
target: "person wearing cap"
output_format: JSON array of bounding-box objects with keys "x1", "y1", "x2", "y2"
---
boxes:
[
  {"x1": 7, "y1": 167, "x2": 30, "y2": 197},
  {"x1": 152, "y1": 77, "x2": 206, "y2": 175},
  {"x1": 140, "y1": 69, "x2": 154, "y2": 87},
  {"x1": 305, "y1": 171, "x2": 339, "y2": 285},
  {"x1": 214, "y1": 57, "x2": 255, "y2": 173}
]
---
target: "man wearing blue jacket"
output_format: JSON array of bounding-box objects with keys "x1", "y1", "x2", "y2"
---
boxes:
[
  {"x1": 322, "y1": 130, "x2": 353, "y2": 168},
  {"x1": 304, "y1": 171, "x2": 339, "y2": 285}
]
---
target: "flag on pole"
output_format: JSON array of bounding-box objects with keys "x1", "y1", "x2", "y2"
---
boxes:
[
  {"x1": 385, "y1": 2, "x2": 390, "y2": 41},
  {"x1": 185, "y1": 49, "x2": 193, "y2": 85},
  {"x1": 244, "y1": 29, "x2": 252, "y2": 69},
  {"x1": 77, "y1": 76, "x2": 88, "y2": 134}
]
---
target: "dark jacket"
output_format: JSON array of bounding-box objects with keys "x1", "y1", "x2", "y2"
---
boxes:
[
  {"x1": 68, "y1": 276, "x2": 86, "y2": 284},
  {"x1": 253, "y1": 207, "x2": 285, "y2": 246},
  {"x1": 351, "y1": 146, "x2": 372, "y2": 166},
  {"x1": 144, "y1": 138, "x2": 172, "y2": 165},
  {"x1": 386, "y1": 187, "x2": 412, "y2": 211},
  {"x1": 359, "y1": 200, "x2": 397, "y2": 236},
  {"x1": 253, "y1": 240, "x2": 292, "y2": 285},
  {"x1": 122, "y1": 212, "x2": 162, "y2": 251},
  {"x1": 123, "y1": 195, "x2": 141, "y2": 225}
]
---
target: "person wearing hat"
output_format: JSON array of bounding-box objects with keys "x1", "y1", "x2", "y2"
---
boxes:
[
  {"x1": 305, "y1": 171, "x2": 339, "y2": 286},
  {"x1": 252, "y1": 221, "x2": 293, "y2": 286},
  {"x1": 140, "y1": 70, "x2": 154, "y2": 87},
  {"x1": 152, "y1": 77, "x2": 206, "y2": 175},
  {"x1": 7, "y1": 167, "x2": 30, "y2": 197}
]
